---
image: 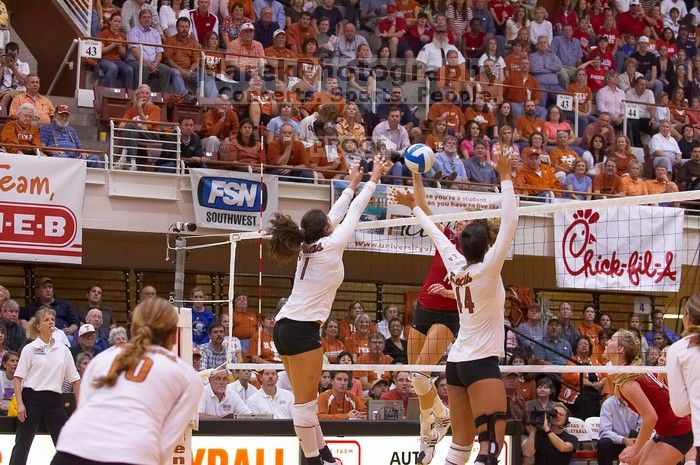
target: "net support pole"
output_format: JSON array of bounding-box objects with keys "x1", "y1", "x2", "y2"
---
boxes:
[
  {"x1": 623, "y1": 101, "x2": 628, "y2": 138},
  {"x1": 174, "y1": 236, "x2": 186, "y2": 305}
]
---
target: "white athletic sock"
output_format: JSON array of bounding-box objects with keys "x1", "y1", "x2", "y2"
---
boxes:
[
  {"x1": 315, "y1": 424, "x2": 327, "y2": 450},
  {"x1": 444, "y1": 443, "x2": 470, "y2": 465}
]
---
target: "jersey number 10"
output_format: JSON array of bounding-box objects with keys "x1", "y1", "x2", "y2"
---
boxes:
[{"x1": 108, "y1": 356, "x2": 154, "y2": 383}]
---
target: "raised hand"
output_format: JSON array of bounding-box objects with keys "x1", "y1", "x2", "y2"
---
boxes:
[
  {"x1": 389, "y1": 188, "x2": 417, "y2": 210},
  {"x1": 348, "y1": 161, "x2": 363, "y2": 189},
  {"x1": 369, "y1": 155, "x2": 385, "y2": 183},
  {"x1": 495, "y1": 149, "x2": 513, "y2": 181}
]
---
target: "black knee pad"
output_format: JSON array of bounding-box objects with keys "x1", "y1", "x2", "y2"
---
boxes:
[{"x1": 474, "y1": 411, "x2": 508, "y2": 464}]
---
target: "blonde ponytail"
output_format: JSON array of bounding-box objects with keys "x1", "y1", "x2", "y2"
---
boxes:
[
  {"x1": 26, "y1": 306, "x2": 56, "y2": 341},
  {"x1": 93, "y1": 297, "x2": 178, "y2": 389},
  {"x1": 612, "y1": 329, "x2": 644, "y2": 394},
  {"x1": 683, "y1": 294, "x2": 700, "y2": 348}
]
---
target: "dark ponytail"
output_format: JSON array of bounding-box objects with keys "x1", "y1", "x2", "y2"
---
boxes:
[{"x1": 459, "y1": 221, "x2": 489, "y2": 263}]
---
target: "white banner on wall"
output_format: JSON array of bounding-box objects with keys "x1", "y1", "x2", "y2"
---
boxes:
[
  {"x1": 331, "y1": 181, "x2": 505, "y2": 255},
  {"x1": 189, "y1": 169, "x2": 278, "y2": 231},
  {"x1": 0, "y1": 155, "x2": 86, "y2": 264},
  {"x1": 554, "y1": 206, "x2": 684, "y2": 292}
]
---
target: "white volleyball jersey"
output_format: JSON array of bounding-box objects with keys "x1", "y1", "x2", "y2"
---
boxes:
[
  {"x1": 56, "y1": 345, "x2": 204, "y2": 465},
  {"x1": 413, "y1": 180, "x2": 518, "y2": 362},
  {"x1": 666, "y1": 335, "x2": 700, "y2": 446},
  {"x1": 276, "y1": 181, "x2": 377, "y2": 324}
]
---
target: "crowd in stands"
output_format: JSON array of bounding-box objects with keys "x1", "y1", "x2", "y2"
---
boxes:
[{"x1": 4, "y1": 0, "x2": 700, "y2": 196}]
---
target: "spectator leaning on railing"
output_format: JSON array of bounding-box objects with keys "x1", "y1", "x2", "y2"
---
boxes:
[
  {"x1": 40, "y1": 105, "x2": 103, "y2": 168},
  {"x1": 0, "y1": 103, "x2": 43, "y2": 154}
]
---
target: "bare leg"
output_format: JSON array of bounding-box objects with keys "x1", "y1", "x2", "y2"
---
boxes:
[
  {"x1": 638, "y1": 440, "x2": 684, "y2": 465},
  {"x1": 444, "y1": 385, "x2": 475, "y2": 465},
  {"x1": 467, "y1": 378, "x2": 507, "y2": 462}
]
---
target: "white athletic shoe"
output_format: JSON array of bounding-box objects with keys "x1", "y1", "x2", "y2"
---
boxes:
[
  {"x1": 417, "y1": 429, "x2": 439, "y2": 465},
  {"x1": 433, "y1": 408, "x2": 451, "y2": 444}
]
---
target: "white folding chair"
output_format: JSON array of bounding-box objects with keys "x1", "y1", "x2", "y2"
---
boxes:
[
  {"x1": 566, "y1": 417, "x2": 598, "y2": 464},
  {"x1": 584, "y1": 416, "x2": 601, "y2": 441}
]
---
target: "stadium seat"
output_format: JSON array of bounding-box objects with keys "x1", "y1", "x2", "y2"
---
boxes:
[
  {"x1": 565, "y1": 417, "x2": 598, "y2": 464},
  {"x1": 584, "y1": 416, "x2": 600, "y2": 441},
  {"x1": 171, "y1": 103, "x2": 205, "y2": 131}
]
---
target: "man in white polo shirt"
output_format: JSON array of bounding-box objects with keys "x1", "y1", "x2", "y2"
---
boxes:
[
  {"x1": 198, "y1": 370, "x2": 251, "y2": 419},
  {"x1": 649, "y1": 119, "x2": 682, "y2": 172},
  {"x1": 247, "y1": 369, "x2": 294, "y2": 419},
  {"x1": 231, "y1": 369, "x2": 258, "y2": 403}
]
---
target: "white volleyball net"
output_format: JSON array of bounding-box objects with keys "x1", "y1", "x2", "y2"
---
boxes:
[{"x1": 171, "y1": 186, "x2": 699, "y2": 374}]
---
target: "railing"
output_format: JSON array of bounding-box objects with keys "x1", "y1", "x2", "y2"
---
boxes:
[
  {"x1": 0, "y1": 143, "x2": 107, "y2": 164},
  {"x1": 109, "y1": 118, "x2": 182, "y2": 173},
  {"x1": 58, "y1": 0, "x2": 93, "y2": 37}
]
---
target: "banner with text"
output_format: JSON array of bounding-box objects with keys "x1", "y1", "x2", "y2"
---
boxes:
[
  {"x1": 331, "y1": 181, "x2": 505, "y2": 255},
  {"x1": 190, "y1": 169, "x2": 278, "y2": 231},
  {"x1": 0, "y1": 155, "x2": 85, "y2": 264},
  {"x1": 554, "y1": 206, "x2": 684, "y2": 292}
]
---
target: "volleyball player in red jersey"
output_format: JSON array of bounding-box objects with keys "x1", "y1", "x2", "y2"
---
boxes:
[
  {"x1": 404, "y1": 173, "x2": 465, "y2": 465},
  {"x1": 607, "y1": 329, "x2": 693, "y2": 465}
]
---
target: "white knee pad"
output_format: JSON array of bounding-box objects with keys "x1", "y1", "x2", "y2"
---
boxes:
[
  {"x1": 292, "y1": 400, "x2": 319, "y2": 427},
  {"x1": 445, "y1": 443, "x2": 470, "y2": 465},
  {"x1": 411, "y1": 372, "x2": 433, "y2": 397}
]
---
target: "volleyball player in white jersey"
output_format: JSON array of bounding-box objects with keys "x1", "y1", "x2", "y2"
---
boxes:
[
  {"x1": 51, "y1": 297, "x2": 203, "y2": 465},
  {"x1": 269, "y1": 157, "x2": 383, "y2": 465},
  {"x1": 667, "y1": 293, "x2": 700, "y2": 465},
  {"x1": 394, "y1": 152, "x2": 517, "y2": 465}
]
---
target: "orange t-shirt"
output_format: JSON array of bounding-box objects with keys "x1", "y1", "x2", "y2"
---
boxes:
[
  {"x1": 317, "y1": 390, "x2": 367, "y2": 420},
  {"x1": 0, "y1": 121, "x2": 42, "y2": 153},
  {"x1": 593, "y1": 173, "x2": 623, "y2": 195},
  {"x1": 321, "y1": 337, "x2": 345, "y2": 362},
  {"x1": 123, "y1": 103, "x2": 161, "y2": 131},
  {"x1": 436, "y1": 64, "x2": 470, "y2": 91},
  {"x1": 248, "y1": 330, "x2": 278, "y2": 362},
  {"x1": 428, "y1": 102, "x2": 465, "y2": 133},
  {"x1": 425, "y1": 133, "x2": 447, "y2": 153},
  {"x1": 267, "y1": 139, "x2": 309, "y2": 166},
  {"x1": 576, "y1": 323, "x2": 603, "y2": 358},
  {"x1": 620, "y1": 175, "x2": 649, "y2": 196},
  {"x1": 302, "y1": 90, "x2": 345, "y2": 115},
  {"x1": 307, "y1": 142, "x2": 348, "y2": 178},
  {"x1": 516, "y1": 165, "x2": 561, "y2": 196},
  {"x1": 354, "y1": 354, "x2": 393, "y2": 384},
  {"x1": 99, "y1": 29, "x2": 127, "y2": 61},
  {"x1": 344, "y1": 333, "x2": 371, "y2": 357},
  {"x1": 515, "y1": 116, "x2": 545, "y2": 140},
  {"x1": 463, "y1": 107, "x2": 495, "y2": 133},
  {"x1": 503, "y1": 72, "x2": 541, "y2": 103},
  {"x1": 566, "y1": 83, "x2": 593, "y2": 113},
  {"x1": 233, "y1": 310, "x2": 259, "y2": 340},
  {"x1": 645, "y1": 179, "x2": 679, "y2": 194}
]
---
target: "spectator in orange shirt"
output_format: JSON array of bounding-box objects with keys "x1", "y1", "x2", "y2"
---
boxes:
[
  {"x1": 286, "y1": 12, "x2": 314, "y2": 54},
  {"x1": 307, "y1": 126, "x2": 348, "y2": 179},
  {"x1": 0, "y1": 103, "x2": 43, "y2": 154},
  {"x1": 201, "y1": 94, "x2": 240, "y2": 157},
  {"x1": 248, "y1": 313, "x2": 279, "y2": 363},
  {"x1": 427, "y1": 84, "x2": 466, "y2": 138},
  {"x1": 317, "y1": 371, "x2": 367, "y2": 420},
  {"x1": 302, "y1": 76, "x2": 346, "y2": 116},
  {"x1": 515, "y1": 100, "x2": 546, "y2": 147},
  {"x1": 503, "y1": 57, "x2": 546, "y2": 119},
  {"x1": 264, "y1": 29, "x2": 298, "y2": 81},
  {"x1": 435, "y1": 50, "x2": 471, "y2": 96},
  {"x1": 593, "y1": 158, "x2": 624, "y2": 198},
  {"x1": 516, "y1": 148, "x2": 562, "y2": 197},
  {"x1": 117, "y1": 84, "x2": 168, "y2": 170},
  {"x1": 620, "y1": 160, "x2": 649, "y2": 196},
  {"x1": 163, "y1": 18, "x2": 202, "y2": 95},
  {"x1": 344, "y1": 313, "x2": 375, "y2": 359},
  {"x1": 98, "y1": 14, "x2": 134, "y2": 89},
  {"x1": 355, "y1": 333, "x2": 393, "y2": 390},
  {"x1": 321, "y1": 319, "x2": 345, "y2": 362},
  {"x1": 267, "y1": 123, "x2": 313, "y2": 180},
  {"x1": 225, "y1": 22, "x2": 265, "y2": 90},
  {"x1": 339, "y1": 301, "x2": 365, "y2": 341},
  {"x1": 232, "y1": 294, "x2": 259, "y2": 353},
  {"x1": 220, "y1": 119, "x2": 265, "y2": 167},
  {"x1": 645, "y1": 164, "x2": 680, "y2": 206},
  {"x1": 475, "y1": 58, "x2": 504, "y2": 105},
  {"x1": 9, "y1": 74, "x2": 54, "y2": 125}
]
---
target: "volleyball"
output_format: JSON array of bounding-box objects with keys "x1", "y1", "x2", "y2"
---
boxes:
[{"x1": 404, "y1": 144, "x2": 436, "y2": 174}]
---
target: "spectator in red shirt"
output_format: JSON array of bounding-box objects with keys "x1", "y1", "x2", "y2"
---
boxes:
[
  {"x1": 462, "y1": 18, "x2": 486, "y2": 58},
  {"x1": 580, "y1": 53, "x2": 608, "y2": 92},
  {"x1": 404, "y1": 12, "x2": 433, "y2": 56},
  {"x1": 554, "y1": 0, "x2": 578, "y2": 33},
  {"x1": 616, "y1": 0, "x2": 646, "y2": 37},
  {"x1": 377, "y1": 5, "x2": 407, "y2": 58},
  {"x1": 379, "y1": 371, "x2": 417, "y2": 417},
  {"x1": 573, "y1": 17, "x2": 595, "y2": 51},
  {"x1": 187, "y1": 0, "x2": 219, "y2": 45}
]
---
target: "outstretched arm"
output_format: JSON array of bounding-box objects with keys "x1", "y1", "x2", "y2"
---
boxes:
[
  {"x1": 329, "y1": 156, "x2": 384, "y2": 248},
  {"x1": 327, "y1": 162, "x2": 364, "y2": 227},
  {"x1": 482, "y1": 152, "x2": 518, "y2": 276}
]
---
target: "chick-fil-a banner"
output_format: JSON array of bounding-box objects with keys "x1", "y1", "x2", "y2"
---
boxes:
[
  {"x1": 554, "y1": 206, "x2": 684, "y2": 292},
  {"x1": 0, "y1": 155, "x2": 85, "y2": 264}
]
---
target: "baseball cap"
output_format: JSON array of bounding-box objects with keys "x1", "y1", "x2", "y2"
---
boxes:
[
  {"x1": 78, "y1": 324, "x2": 96, "y2": 337},
  {"x1": 638, "y1": 35, "x2": 650, "y2": 43},
  {"x1": 629, "y1": 0, "x2": 640, "y2": 5},
  {"x1": 56, "y1": 104, "x2": 71, "y2": 115},
  {"x1": 387, "y1": 4, "x2": 397, "y2": 13},
  {"x1": 36, "y1": 277, "x2": 52, "y2": 287},
  {"x1": 240, "y1": 22, "x2": 254, "y2": 31},
  {"x1": 193, "y1": 347, "x2": 202, "y2": 357},
  {"x1": 273, "y1": 29, "x2": 286, "y2": 38}
]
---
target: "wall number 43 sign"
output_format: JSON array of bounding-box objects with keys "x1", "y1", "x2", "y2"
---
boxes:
[{"x1": 79, "y1": 39, "x2": 102, "y2": 59}]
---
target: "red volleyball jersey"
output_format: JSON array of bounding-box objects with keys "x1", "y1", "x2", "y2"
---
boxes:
[
  {"x1": 621, "y1": 373, "x2": 692, "y2": 437},
  {"x1": 417, "y1": 226, "x2": 460, "y2": 312}
]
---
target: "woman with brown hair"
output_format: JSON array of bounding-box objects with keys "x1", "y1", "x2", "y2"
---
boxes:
[
  {"x1": 607, "y1": 329, "x2": 693, "y2": 465},
  {"x1": 51, "y1": 297, "x2": 202, "y2": 465},
  {"x1": 667, "y1": 293, "x2": 700, "y2": 462},
  {"x1": 10, "y1": 307, "x2": 80, "y2": 465},
  {"x1": 559, "y1": 336, "x2": 604, "y2": 419},
  {"x1": 269, "y1": 159, "x2": 382, "y2": 465},
  {"x1": 321, "y1": 318, "x2": 344, "y2": 362}
]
